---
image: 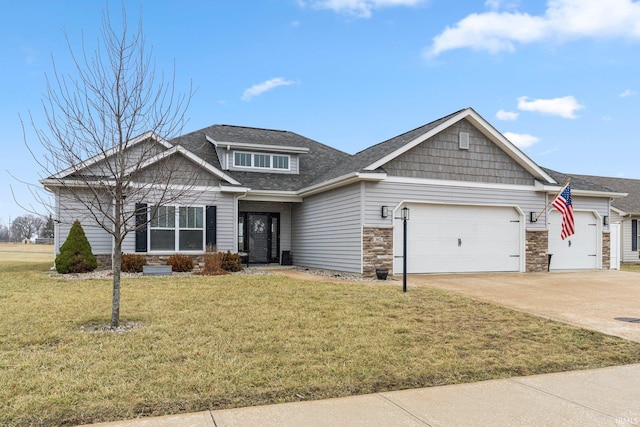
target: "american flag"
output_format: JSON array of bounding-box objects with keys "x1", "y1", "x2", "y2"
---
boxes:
[{"x1": 552, "y1": 184, "x2": 575, "y2": 240}]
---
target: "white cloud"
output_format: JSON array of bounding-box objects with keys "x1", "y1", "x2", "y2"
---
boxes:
[
  {"x1": 517, "y1": 96, "x2": 584, "y2": 119},
  {"x1": 619, "y1": 89, "x2": 637, "y2": 97},
  {"x1": 485, "y1": 0, "x2": 520, "y2": 11},
  {"x1": 300, "y1": 0, "x2": 426, "y2": 18},
  {"x1": 504, "y1": 132, "x2": 539, "y2": 148},
  {"x1": 426, "y1": 0, "x2": 640, "y2": 57},
  {"x1": 496, "y1": 110, "x2": 519, "y2": 120},
  {"x1": 241, "y1": 78, "x2": 295, "y2": 101}
]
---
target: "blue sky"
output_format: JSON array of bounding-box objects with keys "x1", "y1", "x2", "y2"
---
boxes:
[{"x1": 1, "y1": 0, "x2": 639, "y2": 225}]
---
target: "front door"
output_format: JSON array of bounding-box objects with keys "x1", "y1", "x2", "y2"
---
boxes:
[{"x1": 239, "y1": 212, "x2": 280, "y2": 264}]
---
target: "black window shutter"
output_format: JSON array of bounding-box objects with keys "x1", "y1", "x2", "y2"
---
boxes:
[
  {"x1": 135, "y1": 203, "x2": 148, "y2": 252},
  {"x1": 206, "y1": 206, "x2": 217, "y2": 249},
  {"x1": 633, "y1": 219, "x2": 638, "y2": 252}
]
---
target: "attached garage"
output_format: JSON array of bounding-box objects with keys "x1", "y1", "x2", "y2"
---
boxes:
[
  {"x1": 393, "y1": 203, "x2": 524, "y2": 274},
  {"x1": 547, "y1": 210, "x2": 600, "y2": 270}
]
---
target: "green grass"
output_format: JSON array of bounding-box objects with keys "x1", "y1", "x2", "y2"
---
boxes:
[
  {"x1": 2, "y1": 248, "x2": 640, "y2": 426},
  {"x1": 621, "y1": 263, "x2": 640, "y2": 273}
]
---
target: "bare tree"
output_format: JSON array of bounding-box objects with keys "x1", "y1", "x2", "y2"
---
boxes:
[
  {"x1": 30, "y1": 4, "x2": 195, "y2": 328},
  {"x1": 11, "y1": 215, "x2": 45, "y2": 241},
  {"x1": 0, "y1": 224, "x2": 9, "y2": 242}
]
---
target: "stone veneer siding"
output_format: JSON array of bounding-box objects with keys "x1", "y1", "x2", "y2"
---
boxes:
[
  {"x1": 602, "y1": 232, "x2": 610, "y2": 270},
  {"x1": 526, "y1": 230, "x2": 549, "y2": 272},
  {"x1": 363, "y1": 226, "x2": 393, "y2": 277}
]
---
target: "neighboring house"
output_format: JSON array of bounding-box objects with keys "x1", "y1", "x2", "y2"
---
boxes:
[
  {"x1": 42, "y1": 108, "x2": 627, "y2": 275},
  {"x1": 567, "y1": 174, "x2": 640, "y2": 264}
]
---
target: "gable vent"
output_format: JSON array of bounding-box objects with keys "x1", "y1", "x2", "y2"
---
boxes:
[{"x1": 459, "y1": 132, "x2": 470, "y2": 150}]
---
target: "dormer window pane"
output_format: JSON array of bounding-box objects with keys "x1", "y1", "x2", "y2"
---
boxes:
[
  {"x1": 273, "y1": 155, "x2": 289, "y2": 169},
  {"x1": 254, "y1": 154, "x2": 270, "y2": 168},
  {"x1": 235, "y1": 152, "x2": 252, "y2": 167}
]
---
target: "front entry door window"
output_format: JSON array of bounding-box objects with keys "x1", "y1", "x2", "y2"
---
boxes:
[{"x1": 238, "y1": 212, "x2": 280, "y2": 264}]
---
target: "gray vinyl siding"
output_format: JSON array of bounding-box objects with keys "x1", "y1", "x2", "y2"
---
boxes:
[
  {"x1": 364, "y1": 181, "x2": 546, "y2": 230},
  {"x1": 383, "y1": 120, "x2": 536, "y2": 186},
  {"x1": 292, "y1": 184, "x2": 362, "y2": 273},
  {"x1": 621, "y1": 218, "x2": 640, "y2": 262},
  {"x1": 121, "y1": 190, "x2": 236, "y2": 254},
  {"x1": 239, "y1": 201, "x2": 293, "y2": 252},
  {"x1": 55, "y1": 189, "x2": 113, "y2": 255}
]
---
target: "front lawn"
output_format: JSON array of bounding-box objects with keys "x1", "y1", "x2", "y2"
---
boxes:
[
  {"x1": 621, "y1": 262, "x2": 640, "y2": 273},
  {"x1": 2, "y1": 249, "x2": 640, "y2": 426}
]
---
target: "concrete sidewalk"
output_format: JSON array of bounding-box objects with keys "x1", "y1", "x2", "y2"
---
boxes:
[{"x1": 84, "y1": 363, "x2": 640, "y2": 426}]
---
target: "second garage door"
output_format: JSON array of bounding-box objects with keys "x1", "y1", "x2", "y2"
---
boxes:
[
  {"x1": 547, "y1": 210, "x2": 599, "y2": 270},
  {"x1": 393, "y1": 203, "x2": 523, "y2": 274}
]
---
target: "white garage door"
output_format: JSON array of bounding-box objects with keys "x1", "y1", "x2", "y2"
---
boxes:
[
  {"x1": 393, "y1": 204, "x2": 523, "y2": 274},
  {"x1": 548, "y1": 210, "x2": 599, "y2": 270}
]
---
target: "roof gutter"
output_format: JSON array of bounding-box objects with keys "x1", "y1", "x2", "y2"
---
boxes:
[
  {"x1": 298, "y1": 172, "x2": 386, "y2": 197},
  {"x1": 536, "y1": 182, "x2": 628, "y2": 199}
]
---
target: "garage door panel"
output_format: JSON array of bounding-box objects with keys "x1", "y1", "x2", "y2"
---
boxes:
[
  {"x1": 548, "y1": 211, "x2": 598, "y2": 270},
  {"x1": 394, "y1": 203, "x2": 522, "y2": 274}
]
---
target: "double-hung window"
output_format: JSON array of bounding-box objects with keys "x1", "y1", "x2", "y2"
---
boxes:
[
  {"x1": 149, "y1": 206, "x2": 204, "y2": 251},
  {"x1": 179, "y1": 207, "x2": 204, "y2": 250},
  {"x1": 150, "y1": 206, "x2": 175, "y2": 251}
]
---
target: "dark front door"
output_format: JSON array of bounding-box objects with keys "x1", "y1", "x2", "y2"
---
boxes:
[{"x1": 239, "y1": 212, "x2": 280, "y2": 264}]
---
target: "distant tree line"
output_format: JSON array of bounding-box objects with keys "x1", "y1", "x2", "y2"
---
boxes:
[{"x1": 0, "y1": 214, "x2": 54, "y2": 242}]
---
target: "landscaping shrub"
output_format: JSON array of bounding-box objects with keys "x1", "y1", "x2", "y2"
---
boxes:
[
  {"x1": 166, "y1": 254, "x2": 194, "y2": 272},
  {"x1": 121, "y1": 253, "x2": 147, "y2": 273},
  {"x1": 55, "y1": 220, "x2": 98, "y2": 274},
  {"x1": 222, "y1": 251, "x2": 243, "y2": 272},
  {"x1": 200, "y1": 252, "x2": 227, "y2": 275}
]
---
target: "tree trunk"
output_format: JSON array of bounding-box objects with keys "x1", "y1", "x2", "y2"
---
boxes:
[{"x1": 111, "y1": 241, "x2": 122, "y2": 329}]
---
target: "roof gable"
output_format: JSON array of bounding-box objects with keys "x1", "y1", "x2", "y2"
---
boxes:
[
  {"x1": 382, "y1": 118, "x2": 537, "y2": 185},
  {"x1": 130, "y1": 145, "x2": 241, "y2": 186},
  {"x1": 365, "y1": 108, "x2": 555, "y2": 183},
  {"x1": 51, "y1": 131, "x2": 172, "y2": 179},
  {"x1": 309, "y1": 108, "x2": 556, "y2": 187}
]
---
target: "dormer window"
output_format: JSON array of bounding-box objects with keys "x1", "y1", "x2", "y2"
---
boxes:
[{"x1": 233, "y1": 151, "x2": 290, "y2": 171}]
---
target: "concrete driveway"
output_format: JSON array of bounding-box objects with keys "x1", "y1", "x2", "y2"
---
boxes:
[{"x1": 408, "y1": 270, "x2": 640, "y2": 343}]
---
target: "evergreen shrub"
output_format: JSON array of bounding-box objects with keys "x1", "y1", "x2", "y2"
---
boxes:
[{"x1": 55, "y1": 220, "x2": 98, "y2": 274}]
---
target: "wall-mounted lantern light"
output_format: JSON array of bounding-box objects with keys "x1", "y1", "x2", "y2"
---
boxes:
[
  {"x1": 381, "y1": 206, "x2": 389, "y2": 218},
  {"x1": 529, "y1": 212, "x2": 537, "y2": 223},
  {"x1": 603, "y1": 215, "x2": 609, "y2": 226}
]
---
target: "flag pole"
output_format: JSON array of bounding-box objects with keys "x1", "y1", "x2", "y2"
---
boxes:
[{"x1": 533, "y1": 178, "x2": 571, "y2": 223}]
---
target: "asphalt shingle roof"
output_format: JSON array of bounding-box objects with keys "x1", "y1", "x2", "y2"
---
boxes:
[
  {"x1": 172, "y1": 124, "x2": 351, "y2": 191},
  {"x1": 570, "y1": 173, "x2": 640, "y2": 214},
  {"x1": 168, "y1": 116, "x2": 635, "y2": 209},
  {"x1": 541, "y1": 168, "x2": 614, "y2": 193}
]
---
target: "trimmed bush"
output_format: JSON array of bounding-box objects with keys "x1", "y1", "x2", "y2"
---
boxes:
[
  {"x1": 200, "y1": 252, "x2": 227, "y2": 276},
  {"x1": 166, "y1": 254, "x2": 194, "y2": 272},
  {"x1": 121, "y1": 253, "x2": 147, "y2": 273},
  {"x1": 222, "y1": 251, "x2": 243, "y2": 272},
  {"x1": 55, "y1": 220, "x2": 98, "y2": 274}
]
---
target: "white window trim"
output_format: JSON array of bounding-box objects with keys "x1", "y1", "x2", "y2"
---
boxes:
[
  {"x1": 232, "y1": 150, "x2": 291, "y2": 171},
  {"x1": 148, "y1": 205, "x2": 205, "y2": 253}
]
